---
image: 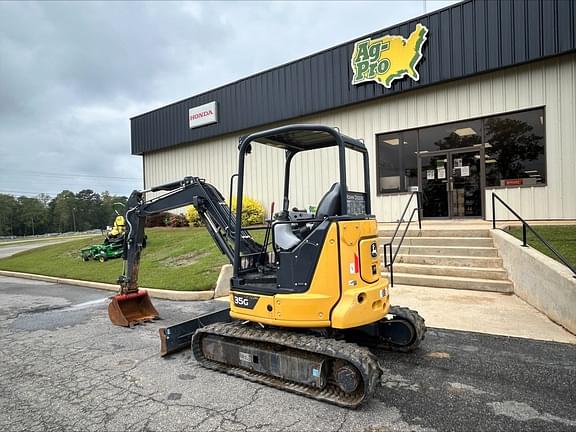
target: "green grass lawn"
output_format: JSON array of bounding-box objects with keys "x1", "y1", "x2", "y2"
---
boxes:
[
  {"x1": 0, "y1": 227, "x2": 230, "y2": 291},
  {"x1": 505, "y1": 225, "x2": 576, "y2": 266}
]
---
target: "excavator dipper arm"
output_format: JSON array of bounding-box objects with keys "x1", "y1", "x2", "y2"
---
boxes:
[
  {"x1": 108, "y1": 176, "x2": 262, "y2": 327},
  {"x1": 118, "y1": 176, "x2": 261, "y2": 294}
]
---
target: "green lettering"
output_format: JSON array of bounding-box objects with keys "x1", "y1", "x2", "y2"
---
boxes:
[
  {"x1": 354, "y1": 60, "x2": 369, "y2": 81},
  {"x1": 355, "y1": 40, "x2": 370, "y2": 62},
  {"x1": 368, "y1": 42, "x2": 381, "y2": 61},
  {"x1": 368, "y1": 61, "x2": 379, "y2": 78},
  {"x1": 377, "y1": 59, "x2": 390, "y2": 74}
]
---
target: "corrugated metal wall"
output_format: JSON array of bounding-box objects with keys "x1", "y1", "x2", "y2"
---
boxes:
[
  {"x1": 144, "y1": 53, "x2": 576, "y2": 221},
  {"x1": 132, "y1": 0, "x2": 576, "y2": 156}
]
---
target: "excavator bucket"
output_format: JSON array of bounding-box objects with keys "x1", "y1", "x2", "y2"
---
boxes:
[{"x1": 108, "y1": 290, "x2": 159, "y2": 327}]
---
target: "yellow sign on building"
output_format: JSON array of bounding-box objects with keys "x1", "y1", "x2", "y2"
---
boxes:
[{"x1": 351, "y1": 23, "x2": 429, "y2": 88}]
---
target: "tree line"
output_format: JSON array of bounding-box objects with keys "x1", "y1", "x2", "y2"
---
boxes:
[{"x1": 0, "y1": 190, "x2": 128, "y2": 237}]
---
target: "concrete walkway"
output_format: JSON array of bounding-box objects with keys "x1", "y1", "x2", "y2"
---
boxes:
[{"x1": 391, "y1": 284, "x2": 576, "y2": 344}]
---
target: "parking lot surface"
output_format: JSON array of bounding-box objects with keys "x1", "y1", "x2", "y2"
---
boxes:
[{"x1": 1, "y1": 275, "x2": 575, "y2": 431}]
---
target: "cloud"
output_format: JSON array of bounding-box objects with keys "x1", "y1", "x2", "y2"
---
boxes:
[{"x1": 0, "y1": 0, "x2": 456, "y2": 197}]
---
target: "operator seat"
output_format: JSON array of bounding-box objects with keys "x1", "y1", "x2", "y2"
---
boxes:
[{"x1": 274, "y1": 183, "x2": 341, "y2": 251}]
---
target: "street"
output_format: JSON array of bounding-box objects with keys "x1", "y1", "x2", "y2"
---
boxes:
[{"x1": 0, "y1": 275, "x2": 575, "y2": 431}]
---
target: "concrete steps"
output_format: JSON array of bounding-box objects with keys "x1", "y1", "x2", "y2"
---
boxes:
[
  {"x1": 396, "y1": 245, "x2": 499, "y2": 257},
  {"x1": 391, "y1": 263, "x2": 509, "y2": 280},
  {"x1": 379, "y1": 229, "x2": 491, "y2": 238},
  {"x1": 395, "y1": 254, "x2": 504, "y2": 268},
  {"x1": 381, "y1": 226, "x2": 514, "y2": 293},
  {"x1": 389, "y1": 272, "x2": 513, "y2": 293},
  {"x1": 391, "y1": 237, "x2": 494, "y2": 247}
]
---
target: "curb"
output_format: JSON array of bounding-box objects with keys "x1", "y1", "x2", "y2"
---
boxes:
[{"x1": 0, "y1": 270, "x2": 216, "y2": 301}]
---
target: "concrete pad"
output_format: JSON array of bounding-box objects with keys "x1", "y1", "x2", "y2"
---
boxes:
[{"x1": 390, "y1": 284, "x2": 576, "y2": 344}]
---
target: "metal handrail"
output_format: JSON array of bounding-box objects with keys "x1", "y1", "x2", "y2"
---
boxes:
[
  {"x1": 492, "y1": 193, "x2": 576, "y2": 278},
  {"x1": 383, "y1": 191, "x2": 423, "y2": 286}
]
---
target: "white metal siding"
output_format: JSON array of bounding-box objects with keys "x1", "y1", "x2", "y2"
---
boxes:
[{"x1": 143, "y1": 53, "x2": 576, "y2": 221}]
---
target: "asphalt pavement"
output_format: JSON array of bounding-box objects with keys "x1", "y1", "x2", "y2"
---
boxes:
[{"x1": 0, "y1": 275, "x2": 575, "y2": 432}]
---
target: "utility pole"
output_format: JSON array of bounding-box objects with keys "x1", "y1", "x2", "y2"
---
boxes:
[{"x1": 72, "y1": 208, "x2": 77, "y2": 232}]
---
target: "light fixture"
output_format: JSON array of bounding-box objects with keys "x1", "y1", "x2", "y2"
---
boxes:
[
  {"x1": 529, "y1": 174, "x2": 542, "y2": 178},
  {"x1": 454, "y1": 127, "x2": 477, "y2": 136},
  {"x1": 383, "y1": 138, "x2": 400, "y2": 145},
  {"x1": 484, "y1": 143, "x2": 492, "y2": 148},
  {"x1": 524, "y1": 170, "x2": 538, "y2": 174},
  {"x1": 485, "y1": 159, "x2": 497, "y2": 164},
  {"x1": 474, "y1": 155, "x2": 481, "y2": 159}
]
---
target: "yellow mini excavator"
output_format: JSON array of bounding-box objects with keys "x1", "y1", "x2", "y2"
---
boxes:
[{"x1": 110, "y1": 124, "x2": 425, "y2": 408}]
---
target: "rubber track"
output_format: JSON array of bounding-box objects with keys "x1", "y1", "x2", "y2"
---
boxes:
[
  {"x1": 379, "y1": 306, "x2": 427, "y2": 353},
  {"x1": 192, "y1": 321, "x2": 381, "y2": 408}
]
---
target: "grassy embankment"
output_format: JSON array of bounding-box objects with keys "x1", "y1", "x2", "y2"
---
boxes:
[
  {"x1": 505, "y1": 225, "x2": 576, "y2": 266},
  {"x1": 0, "y1": 227, "x2": 230, "y2": 291}
]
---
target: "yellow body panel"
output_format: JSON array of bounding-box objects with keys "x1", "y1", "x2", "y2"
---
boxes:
[
  {"x1": 331, "y1": 220, "x2": 389, "y2": 329},
  {"x1": 230, "y1": 218, "x2": 390, "y2": 330}
]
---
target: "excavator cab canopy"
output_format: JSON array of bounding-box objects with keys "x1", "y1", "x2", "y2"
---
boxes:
[
  {"x1": 247, "y1": 127, "x2": 367, "y2": 153},
  {"x1": 237, "y1": 124, "x2": 371, "y2": 217},
  {"x1": 233, "y1": 124, "x2": 373, "y2": 283}
]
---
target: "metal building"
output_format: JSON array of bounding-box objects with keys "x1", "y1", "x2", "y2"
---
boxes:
[{"x1": 131, "y1": 0, "x2": 576, "y2": 221}]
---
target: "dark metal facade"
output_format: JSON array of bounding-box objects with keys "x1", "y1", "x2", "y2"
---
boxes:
[{"x1": 131, "y1": 0, "x2": 576, "y2": 155}]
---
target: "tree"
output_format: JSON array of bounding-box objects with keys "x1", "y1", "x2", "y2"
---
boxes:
[
  {"x1": 74, "y1": 189, "x2": 102, "y2": 231},
  {"x1": 0, "y1": 194, "x2": 18, "y2": 236},
  {"x1": 484, "y1": 118, "x2": 544, "y2": 180},
  {"x1": 16, "y1": 196, "x2": 49, "y2": 236},
  {"x1": 50, "y1": 191, "x2": 76, "y2": 233}
]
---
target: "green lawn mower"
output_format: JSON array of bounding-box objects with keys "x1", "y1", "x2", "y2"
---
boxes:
[
  {"x1": 81, "y1": 204, "x2": 126, "y2": 263},
  {"x1": 81, "y1": 242, "x2": 123, "y2": 263}
]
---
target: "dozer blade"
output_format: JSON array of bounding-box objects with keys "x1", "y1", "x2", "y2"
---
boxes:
[
  {"x1": 159, "y1": 307, "x2": 231, "y2": 356},
  {"x1": 108, "y1": 289, "x2": 160, "y2": 327}
]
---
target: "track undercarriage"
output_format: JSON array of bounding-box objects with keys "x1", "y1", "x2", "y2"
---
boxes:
[{"x1": 186, "y1": 306, "x2": 425, "y2": 408}]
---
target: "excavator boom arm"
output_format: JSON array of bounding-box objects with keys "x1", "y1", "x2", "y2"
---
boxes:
[{"x1": 119, "y1": 176, "x2": 261, "y2": 293}]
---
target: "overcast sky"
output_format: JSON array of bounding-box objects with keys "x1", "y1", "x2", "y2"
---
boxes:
[{"x1": 0, "y1": 0, "x2": 456, "y2": 198}]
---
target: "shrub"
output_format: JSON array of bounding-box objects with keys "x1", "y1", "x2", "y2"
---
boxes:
[
  {"x1": 185, "y1": 206, "x2": 203, "y2": 227},
  {"x1": 146, "y1": 212, "x2": 171, "y2": 228},
  {"x1": 168, "y1": 214, "x2": 189, "y2": 227},
  {"x1": 230, "y1": 196, "x2": 265, "y2": 226},
  {"x1": 146, "y1": 212, "x2": 189, "y2": 228},
  {"x1": 185, "y1": 196, "x2": 265, "y2": 227}
]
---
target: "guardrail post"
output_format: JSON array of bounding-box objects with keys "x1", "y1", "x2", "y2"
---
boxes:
[
  {"x1": 522, "y1": 223, "x2": 527, "y2": 247},
  {"x1": 492, "y1": 193, "x2": 496, "y2": 229},
  {"x1": 417, "y1": 192, "x2": 422, "y2": 231}
]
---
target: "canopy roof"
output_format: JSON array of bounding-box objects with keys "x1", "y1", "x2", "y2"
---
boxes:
[{"x1": 243, "y1": 124, "x2": 366, "y2": 153}]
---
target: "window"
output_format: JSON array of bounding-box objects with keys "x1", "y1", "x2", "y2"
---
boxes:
[
  {"x1": 375, "y1": 107, "x2": 546, "y2": 195},
  {"x1": 484, "y1": 109, "x2": 545, "y2": 187},
  {"x1": 376, "y1": 130, "x2": 417, "y2": 194},
  {"x1": 419, "y1": 119, "x2": 482, "y2": 152}
]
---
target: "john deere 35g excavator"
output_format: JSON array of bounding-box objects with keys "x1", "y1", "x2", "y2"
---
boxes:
[{"x1": 109, "y1": 124, "x2": 425, "y2": 408}]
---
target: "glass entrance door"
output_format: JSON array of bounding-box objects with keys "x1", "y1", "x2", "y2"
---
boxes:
[
  {"x1": 450, "y1": 150, "x2": 482, "y2": 217},
  {"x1": 419, "y1": 148, "x2": 483, "y2": 218},
  {"x1": 420, "y1": 153, "x2": 449, "y2": 217}
]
